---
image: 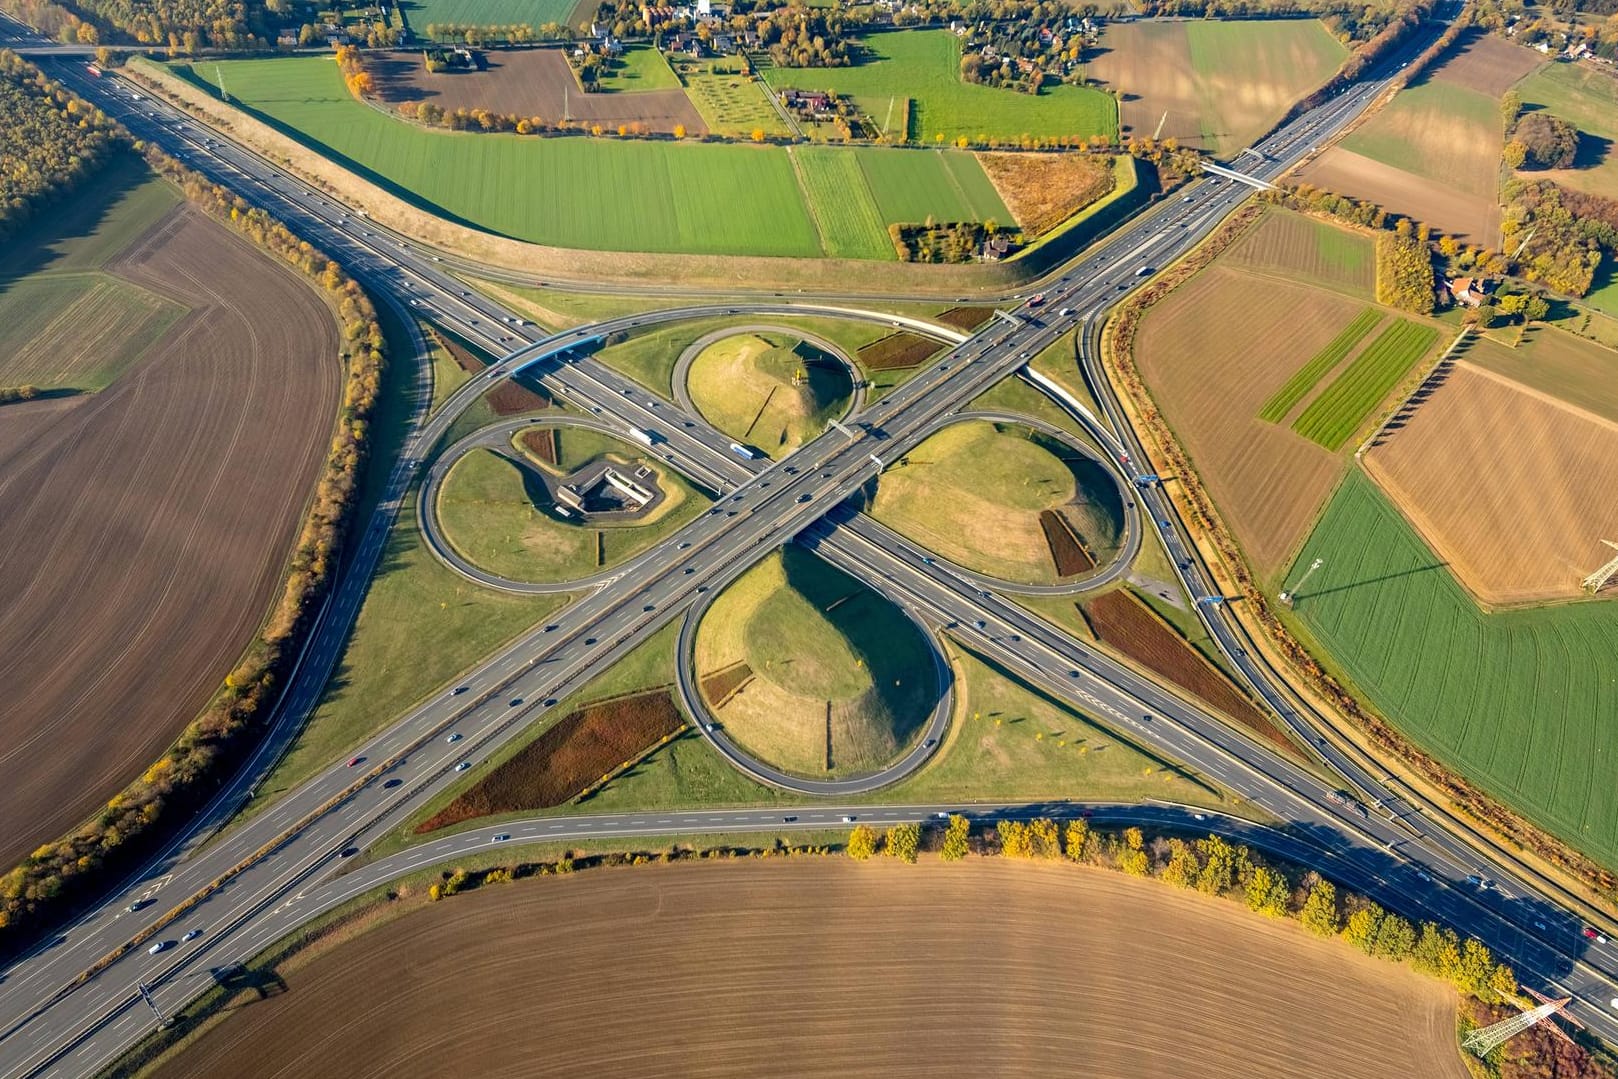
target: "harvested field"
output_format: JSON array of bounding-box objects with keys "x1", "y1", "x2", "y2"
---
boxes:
[
  {"x1": 1426, "y1": 29, "x2": 1543, "y2": 97},
  {"x1": 857, "y1": 332, "x2": 943, "y2": 370},
  {"x1": 1224, "y1": 209, "x2": 1374, "y2": 295},
  {"x1": 417, "y1": 690, "x2": 683, "y2": 829},
  {"x1": 1091, "y1": 19, "x2": 1344, "y2": 154},
  {"x1": 0, "y1": 204, "x2": 338, "y2": 866},
  {"x1": 1364, "y1": 361, "x2": 1618, "y2": 604},
  {"x1": 1296, "y1": 147, "x2": 1499, "y2": 244},
  {"x1": 1039, "y1": 508, "x2": 1095, "y2": 576},
  {"x1": 153, "y1": 859, "x2": 1469, "y2": 1079},
  {"x1": 1133, "y1": 264, "x2": 1356, "y2": 577},
  {"x1": 977, "y1": 151, "x2": 1114, "y2": 237},
  {"x1": 933, "y1": 305, "x2": 994, "y2": 331},
  {"x1": 1464, "y1": 325, "x2": 1618, "y2": 424},
  {"x1": 368, "y1": 47, "x2": 706, "y2": 135},
  {"x1": 1082, "y1": 591, "x2": 1292, "y2": 753},
  {"x1": 1340, "y1": 79, "x2": 1501, "y2": 200}
]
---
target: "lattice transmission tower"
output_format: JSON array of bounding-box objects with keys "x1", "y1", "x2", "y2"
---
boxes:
[
  {"x1": 1583, "y1": 540, "x2": 1618, "y2": 594},
  {"x1": 1462, "y1": 994, "x2": 1579, "y2": 1058}
]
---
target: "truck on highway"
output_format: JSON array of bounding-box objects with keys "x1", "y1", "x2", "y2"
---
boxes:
[
  {"x1": 729, "y1": 441, "x2": 759, "y2": 460},
  {"x1": 629, "y1": 427, "x2": 659, "y2": 447}
]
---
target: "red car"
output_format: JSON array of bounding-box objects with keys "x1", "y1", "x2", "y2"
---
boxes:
[
  {"x1": 1029, "y1": 293, "x2": 1045, "y2": 306},
  {"x1": 347, "y1": 756, "x2": 363, "y2": 767}
]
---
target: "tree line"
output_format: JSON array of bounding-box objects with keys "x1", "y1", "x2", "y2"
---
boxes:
[
  {"x1": 0, "y1": 0, "x2": 279, "y2": 48},
  {"x1": 0, "y1": 56, "x2": 384, "y2": 956},
  {"x1": 0, "y1": 50, "x2": 120, "y2": 242}
]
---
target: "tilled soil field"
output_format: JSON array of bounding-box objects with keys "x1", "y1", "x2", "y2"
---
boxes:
[
  {"x1": 370, "y1": 48, "x2": 706, "y2": 134},
  {"x1": 0, "y1": 206, "x2": 338, "y2": 866},
  {"x1": 1297, "y1": 147, "x2": 1498, "y2": 244},
  {"x1": 152, "y1": 858, "x2": 1469, "y2": 1079},
  {"x1": 1364, "y1": 361, "x2": 1618, "y2": 604}
]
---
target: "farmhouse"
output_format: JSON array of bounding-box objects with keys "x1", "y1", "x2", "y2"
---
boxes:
[{"x1": 1440, "y1": 276, "x2": 1493, "y2": 308}]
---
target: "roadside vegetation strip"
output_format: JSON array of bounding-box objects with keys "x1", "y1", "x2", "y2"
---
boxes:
[
  {"x1": 1291, "y1": 318, "x2": 1438, "y2": 449},
  {"x1": 1080, "y1": 591, "x2": 1296, "y2": 758},
  {"x1": 1291, "y1": 470, "x2": 1618, "y2": 869},
  {"x1": 1257, "y1": 307, "x2": 1383, "y2": 423},
  {"x1": 416, "y1": 690, "x2": 686, "y2": 831},
  {"x1": 857, "y1": 331, "x2": 943, "y2": 370},
  {"x1": 791, "y1": 146, "x2": 894, "y2": 261}
]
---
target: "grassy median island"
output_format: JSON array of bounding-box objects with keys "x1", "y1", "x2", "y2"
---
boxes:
[
  {"x1": 686, "y1": 331, "x2": 853, "y2": 456},
  {"x1": 434, "y1": 429, "x2": 709, "y2": 583},
  {"x1": 695, "y1": 546, "x2": 939, "y2": 777},
  {"x1": 868, "y1": 419, "x2": 1123, "y2": 584}
]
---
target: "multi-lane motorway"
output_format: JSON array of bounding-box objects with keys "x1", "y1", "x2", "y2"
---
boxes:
[{"x1": 3, "y1": 9, "x2": 1617, "y2": 1073}]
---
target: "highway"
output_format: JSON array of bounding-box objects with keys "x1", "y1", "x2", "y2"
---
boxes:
[{"x1": 3, "y1": 9, "x2": 1618, "y2": 1072}]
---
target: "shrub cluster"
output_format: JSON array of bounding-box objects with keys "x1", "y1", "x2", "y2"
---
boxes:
[
  {"x1": 1506, "y1": 112, "x2": 1580, "y2": 171},
  {"x1": 1502, "y1": 179, "x2": 1612, "y2": 297},
  {"x1": 0, "y1": 60, "x2": 385, "y2": 955},
  {"x1": 0, "y1": 385, "x2": 44, "y2": 404}
]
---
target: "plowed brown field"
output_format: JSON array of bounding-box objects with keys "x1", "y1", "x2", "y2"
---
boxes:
[
  {"x1": 153, "y1": 859, "x2": 1469, "y2": 1079},
  {"x1": 1429, "y1": 30, "x2": 1543, "y2": 96},
  {"x1": 1297, "y1": 147, "x2": 1498, "y2": 243},
  {"x1": 0, "y1": 205, "x2": 338, "y2": 866},
  {"x1": 370, "y1": 48, "x2": 706, "y2": 134},
  {"x1": 1364, "y1": 361, "x2": 1618, "y2": 604},
  {"x1": 1133, "y1": 265, "x2": 1353, "y2": 576}
]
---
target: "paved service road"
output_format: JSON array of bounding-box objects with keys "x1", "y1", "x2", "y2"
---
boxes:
[{"x1": 6, "y1": 10, "x2": 1618, "y2": 1073}]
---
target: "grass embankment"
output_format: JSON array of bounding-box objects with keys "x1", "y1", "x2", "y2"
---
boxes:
[
  {"x1": 686, "y1": 332, "x2": 853, "y2": 455},
  {"x1": 869, "y1": 419, "x2": 1123, "y2": 584},
  {"x1": 694, "y1": 547, "x2": 938, "y2": 777},
  {"x1": 0, "y1": 157, "x2": 186, "y2": 392},
  {"x1": 173, "y1": 56, "x2": 1010, "y2": 260},
  {"x1": 1288, "y1": 470, "x2": 1618, "y2": 868},
  {"x1": 245, "y1": 485, "x2": 572, "y2": 811},
  {"x1": 434, "y1": 434, "x2": 709, "y2": 582}
]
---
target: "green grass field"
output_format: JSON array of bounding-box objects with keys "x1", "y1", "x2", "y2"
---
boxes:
[
  {"x1": 176, "y1": 57, "x2": 1007, "y2": 258},
  {"x1": 1258, "y1": 308, "x2": 1383, "y2": 423},
  {"x1": 0, "y1": 155, "x2": 186, "y2": 392},
  {"x1": 596, "y1": 45, "x2": 680, "y2": 91},
  {"x1": 250, "y1": 486, "x2": 571, "y2": 811},
  {"x1": 435, "y1": 442, "x2": 708, "y2": 582},
  {"x1": 686, "y1": 332, "x2": 853, "y2": 455},
  {"x1": 760, "y1": 29, "x2": 1116, "y2": 144},
  {"x1": 1340, "y1": 78, "x2": 1503, "y2": 198},
  {"x1": 1290, "y1": 318, "x2": 1437, "y2": 449},
  {"x1": 398, "y1": 0, "x2": 578, "y2": 31},
  {"x1": 1289, "y1": 470, "x2": 1618, "y2": 868},
  {"x1": 870, "y1": 420, "x2": 1123, "y2": 584},
  {"x1": 695, "y1": 546, "x2": 937, "y2": 776},
  {"x1": 791, "y1": 146, "x2": 893, "y2": 260},
  {"x1": 1516, "y1": 60, "x2": 1618, "y2": 198}
]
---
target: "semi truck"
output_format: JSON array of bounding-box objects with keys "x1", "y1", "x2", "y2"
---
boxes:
[
  {"x1": 629, "y1": 427, "x2": 659, "y2": 447},
  {"x1": 729, "y1": 442, "x2": 759, "y2": 460}
]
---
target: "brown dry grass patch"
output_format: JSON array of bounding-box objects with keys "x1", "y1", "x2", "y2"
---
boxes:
[
  {"x1": 486, "y1": 376, "x2": 551, "y2": 416},
  {"x1": 369, "y1": 48, "x2": 706, "y2": 135},
  {"x1": 934, "y1": 305, "x2": 995, "y2": 331},
  {"x1": 417, "y1": 690, "x2": 684, "y2": 831},
  {"x1": 1364, "y1": 361, "x2": 1618, "y2": 604},
  {"x1": 1132, "y1": 264, "x2": 1353, "y2": 577},
  {"x1": 151, "y1": 858, "x2": 1470, "y2": 1079},
  {"x1": 1039, "y1": 508, "x2": 1095, "y2": 577},
  {"x1": 977, "y1": 151, "x2": 1114, "y2": 237},
  {"x1": 519, "y1": 426, "x2": 558, "y2": 465},
  {"x1": 700, "y1": 661, "x2": 755, "y2": 708},
  {"x1": 857, "y1": 332, "x2": 943, "y2": 371},
  {"x1": 0, "y1": 206, "x2": 339, "y2": 866},
  {"x1": 1083, "y1": 590, "x2": 1291, "y2": 753}
]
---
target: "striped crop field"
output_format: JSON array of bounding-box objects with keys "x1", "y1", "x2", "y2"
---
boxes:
[
  {"x1": 1291, "y1": 318, "x2": 1437, "y2": 449},
  {"x1": 1257, "y1": 308, "x2": 1382, "y2": 423},
  {"x1": 1290, "y1": 471, "x2": 1618, "y2": 868},
  {"x1": 792, "y1": 147, "x2": 894, "y2": 260},
  {"x1": 176, "y1": 57, "x2": 1008, "y2": 258}
]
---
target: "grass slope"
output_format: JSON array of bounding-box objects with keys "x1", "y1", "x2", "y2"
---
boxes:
[
  {"x1": 1290, "y1": 470, "x2": 1618, "y2": 868},
  {"x1": 760, "y1": 29, "x2": 1116, "y2": 144},
  {"x1": 178, "y1": 56, "x2": 1007, "y2": 258},
  {"x1": 436, "y1": 442, "x2": 707, "y2": 582},
  {"x1": 695, "y1": 546, "x2": 937, "y2": 776},
  {"x1": 686, "y1": 332, "x2": 852, "y2": 455}
]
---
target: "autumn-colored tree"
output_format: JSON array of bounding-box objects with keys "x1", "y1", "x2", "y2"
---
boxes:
[
  {"x1": 1300, "y1": 879, "x2": 1339, "y2": 936},
  {"x1": 751, "y1": 127, "x2": 766, "y2": 142},
  {"x1": 846, "y1": 824, "x2": 878, "y2": 861},
  {"x1": 1244, "y1": 865, "x2": 1289, "y2": 918},
  {"x1": 885, "y1": 822, "x2": 920, "y2": 864},
  {"x1": 939, "y1": 814, "x2": 970, "y2": 861},
  {"x1": 997, "y1": 820, "x2": 1032, "y2": 859},
  {"x1": 1062, "y1": 818, "x2": 1089, "y2": 862},
  {"x1": 673, "y1": 123, "x2": 686, "y2": 139}
]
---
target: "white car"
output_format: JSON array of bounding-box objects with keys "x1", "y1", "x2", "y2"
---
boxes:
[
  {"x1": 455, "y1": 761, "x2": 472, "y2": 772},
  {"x1": 147, "y1": 940, "x2": 171, "y2": 955}
]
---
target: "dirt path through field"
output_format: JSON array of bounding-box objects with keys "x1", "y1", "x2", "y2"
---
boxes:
[
  {"x1": 0, "y1": 206, "x2": 338, "y2": 866},
  {"x1": 154, "y1": 858, "x2": 1468, "y2": 1079}
]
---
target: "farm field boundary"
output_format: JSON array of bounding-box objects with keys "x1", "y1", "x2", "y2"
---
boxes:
[
  {"x1": 1291, "y1": 318, "x2": 1438, "y2": 449},
  {"x1": 1259, "y1": 307, "x2": 1382, "y2": 422}
]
